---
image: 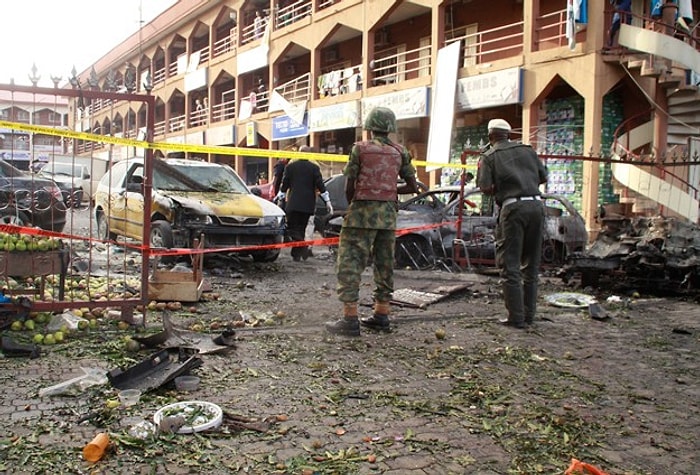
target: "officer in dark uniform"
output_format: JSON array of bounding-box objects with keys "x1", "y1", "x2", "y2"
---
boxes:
[
  {"x1": 325, "y1": 107, "x2": 418, "y2": 336},
  {"x1": 277, "y1": 145, "x2": 332, "y2": 261},
  {"x1": 476, "y1": 119, "x2": 548, "y2": 328}
]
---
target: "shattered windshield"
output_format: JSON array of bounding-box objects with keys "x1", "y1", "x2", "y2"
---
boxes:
[{"x1": 153, "y1": 160, "x2": 249, "y2": 193}]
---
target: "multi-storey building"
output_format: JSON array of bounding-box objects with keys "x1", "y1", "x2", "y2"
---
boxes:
[
  {"x1": 70, "y1": 0, "x2": 700, "y2": 234},
  {"x1": 0, "y1": 90, "x2": 68, "y2": 170}
]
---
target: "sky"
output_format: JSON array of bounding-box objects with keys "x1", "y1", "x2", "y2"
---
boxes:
[{"x1": 1, "y1": 0, "x2": 177, "y2": 87}]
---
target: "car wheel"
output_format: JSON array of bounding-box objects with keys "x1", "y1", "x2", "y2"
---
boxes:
[
  {"x1": 96, "y1": 210, "x2": 117, "y2": 241},
  {"x1": 0, "y1": 209, "x2": 28, "y2": 227},
  {"x1": 395, "y1": 235, "x2": 434, "y2": 270},
  {"x1": 541, "y1": 239, "x2": 565, "y2": 266},
  {"x1": 150, "y1": 220, "x2": 174, "y2": 249},
  {"x1": 251, "y1": 249, "x2": 280, "y2": 262}
]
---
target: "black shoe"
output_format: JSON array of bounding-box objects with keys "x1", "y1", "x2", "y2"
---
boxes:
[
  {"x1": 292, "y1": 254, "x2": 301, "y2": 262},
  {"x1": 360, "y1": 314, "x2": 391, "y2": 332},
  {"x1": 498, "y1": 318, "x2": 526, "y2": 329},
  {"x1": 325, "y1": 318, "x2": 360, "y2": 336}
]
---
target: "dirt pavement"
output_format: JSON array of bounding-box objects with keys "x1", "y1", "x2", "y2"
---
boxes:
[{"x1": 0, "y1": 227, "x2": 699, "y2": 474}]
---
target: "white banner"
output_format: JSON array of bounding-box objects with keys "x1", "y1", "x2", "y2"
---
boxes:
[
  {"x1": 456, "y1": 67, "x2": 522, "y2": 111},
  {"x1": 426, "y1": 42, "x2": 461, "y2": 172},
  {"x1": 361, "y1": 87, "x2": 430, "y2": 123}
]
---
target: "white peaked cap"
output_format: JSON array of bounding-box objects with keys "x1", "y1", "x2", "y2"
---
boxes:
[{"x1": 487, "y1": 118, "x2": 512, "y2": 132}]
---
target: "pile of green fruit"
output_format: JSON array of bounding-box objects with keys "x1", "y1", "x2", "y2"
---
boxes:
[{"x1": 0, "y1": 232, "x2": 61, "y2": 252}]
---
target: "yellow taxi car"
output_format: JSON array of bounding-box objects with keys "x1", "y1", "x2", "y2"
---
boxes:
[{"x1": 93, "y1": 157, "x2": 286, "y2": 262}]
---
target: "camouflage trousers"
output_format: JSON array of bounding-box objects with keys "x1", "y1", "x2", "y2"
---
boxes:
[{"x1": 336, "y1": 227, "x2": 395, "y2": 303}]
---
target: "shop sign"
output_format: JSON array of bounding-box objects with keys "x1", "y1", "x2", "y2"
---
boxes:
[
  {"x1": 206, "y1": 125, "x2": 235, "y2": 145},
  {"x1": 246, "y1": 122, "x2": 258, "y2": 146},
  {"x1": 308, "y1": 101, "x2": 360, "y2": 132},
  {"x1": 456, "y1": 67, "x2": 522, "y2": 111},
  {"x1": 361, "y1": 87, "x2": 430, "y2": 122},
  {"x1": 272, "y1": 114, "x2": 308, "y2": 141}
]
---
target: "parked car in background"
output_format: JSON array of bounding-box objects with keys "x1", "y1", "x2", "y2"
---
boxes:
[
  {"x1": 94, "y1": 158, "x2": 286, "y2": 262},
  {"x1": 324, "y1": 186, "x2": 588, "y2": 269},
  {"x1": 313, "y1": 174, "x2": 428, "y2": 235},
  {"x1": 0, "y1": 158, "x2": 67, "y2": 232},
  {"x1": 37, "y1": 161, "x2": 92, "y2": 208}
]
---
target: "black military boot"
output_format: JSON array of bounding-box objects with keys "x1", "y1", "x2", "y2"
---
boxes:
[{"x1": 360, "y1": 301, "x2": 391, "y2": 332}]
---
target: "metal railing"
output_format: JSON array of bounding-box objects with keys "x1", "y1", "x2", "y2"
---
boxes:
[
  {"x1": 275, "y1": 0, "x2": 312, "y2": 29},
  {"x1": 446, "y1": 22, "x2": 524, "y2": 66},
  {"x1": 241, "y1": 17, "x2": 269, "y2": 46},
  {"x1": 273, "y1": 73, "x2": 312, "y2": 104},
  {"x1": 212, "y1": 28, "x2": 237, "y2": 58},
  {"x1": 153, "y1": 66, "x2": 166, "y2": 86},
  {"x1": 212, "y1": 89, "x2": 236, "y2": 122},
  {"x1": 371, "y1": 43, "x2": 432, "y2": 86},
  {"x1": 534, "y1": 9, "x2": 569, "y2": 49},
  {"x1": 168, "y1": 113, "x2": 186, "y2": 133}
]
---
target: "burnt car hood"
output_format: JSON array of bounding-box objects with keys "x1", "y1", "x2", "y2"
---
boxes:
[{"x1": 156, "y1": 190, "x2": 285, "y2": 218}]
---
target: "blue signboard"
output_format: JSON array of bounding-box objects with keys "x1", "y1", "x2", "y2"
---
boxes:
[{"x1": 272, "y1": 114, "x2": 308, "y2": 141}]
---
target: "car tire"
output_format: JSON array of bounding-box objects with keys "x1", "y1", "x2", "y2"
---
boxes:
[
  {"x1": 395, "y1": 235, "x2": 434, "y2": 270},
  {"x1": 0, "y1": 209, "x2": 29, "y2": 227},
  {"x1": 96, "y1": 210, "x2": 117, "y2": 241},
  {"x1": 541, "y1": 239, "x2": 565, "y2": 266},
  {"x1": 150, "y1": 220, "x2": 176, "y2": 264},
  {"x1": 251, "y1": 249, "x2": 280, "y2": 262}
]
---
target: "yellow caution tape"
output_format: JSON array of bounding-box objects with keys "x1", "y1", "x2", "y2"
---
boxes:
[{"x1": 0, "y1": 119, "x2": 470, "y2": 169}]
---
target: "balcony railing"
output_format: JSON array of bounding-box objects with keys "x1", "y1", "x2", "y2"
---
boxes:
[
  {"x1": 371, "y1": 43, "x2": 432, "y2": 86},
  {"x1": 273, "y1": 72, "x2": 312, "y2": 104},
  {"x1": 154, "y1": 120, "x2": 166, "y2": 137},
  {"x1": 212, "y1": 28, "x2": 237, "y2": 58},
  {"x1": 241, "y1": 17, "x2": 269, "y2": 46},
  {"x1": 168, "y1": 114, "x2": 186, "y2": 133},
  {"x1": 192, "y1": 46, "x2": 210, "y2": 66},
  {"x1": 189, "y1": 107, "x2": 208, "y2": 127},
  {"x1": 153, "y1": 66, "x2": 166, "y2": 86},
  {"x1": 446, "y1": 21, "x2": 524, "y2": 67},
  {"x1": 212, "y1": 89, "x2": 236, "y2": 122},
  {"x1": 535, "y1": 9, "x2": 570, "y2": 49},
  {"x1": 274, "y1": 0, "x2": 312, "y2": 29}
]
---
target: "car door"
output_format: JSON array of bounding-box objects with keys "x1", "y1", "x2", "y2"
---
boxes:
[
  {"x1": 100, "y1": 161, "x2": 129, "y2": 235},
  {"x1": 122, "y1": 164, "x2": 146, "y2": 240}
]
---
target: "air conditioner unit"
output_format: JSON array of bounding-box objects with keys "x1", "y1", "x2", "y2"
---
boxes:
[{"x1": 324, "y1": 48, "x2": 339, "y2": 63}]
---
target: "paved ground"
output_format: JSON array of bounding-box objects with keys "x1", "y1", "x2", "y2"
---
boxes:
[{"x1": 0, "y1": 207, "x2": 698, "y2": 474}]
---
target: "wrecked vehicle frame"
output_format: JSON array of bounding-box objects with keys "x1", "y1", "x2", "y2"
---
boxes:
[
  {"x1": 560, "y1": 215, "x2": 700, "y2": 294},
  {"x1": 324, "y1": 186, "x2": 588, "y2": 270}
]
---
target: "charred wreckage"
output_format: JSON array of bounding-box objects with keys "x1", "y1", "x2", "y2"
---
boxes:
[{"x1": 560, "y1": 214, "x2": 700, "y2": 295}]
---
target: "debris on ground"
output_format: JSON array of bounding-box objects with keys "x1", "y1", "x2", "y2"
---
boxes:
[{"x1": 562, "y1": 216, "x2": 700, "y2": 294}]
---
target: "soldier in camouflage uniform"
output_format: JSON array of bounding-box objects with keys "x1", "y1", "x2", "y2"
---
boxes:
[
  {"x1": 476, "y1": 119, "x2": 548, "y2": 329},
  {"x1": 326, "y1": 107, "x2": 418, "y2": 336}
]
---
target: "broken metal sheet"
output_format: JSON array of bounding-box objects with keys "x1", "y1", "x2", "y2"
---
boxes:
[
  {"x1": 133, "y1": 311, "x2": 235, "y2": 354},
  {"x1": 545, "y1": 292, "x2": 597, "y2": 309},
  {"x1": 108, "y1": 348, "x2": 203, "y2": 392},
  {"x1": 390, "y1": 283, "x2": 471, "y2": 308}
]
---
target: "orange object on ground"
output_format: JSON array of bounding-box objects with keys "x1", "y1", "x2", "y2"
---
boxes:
[
  {"x1": 83, "y1": 432, "x2": 110, "y2": 462},
  {"x1": 564, "y1": 458, "x2": 610, "y2": 475}
]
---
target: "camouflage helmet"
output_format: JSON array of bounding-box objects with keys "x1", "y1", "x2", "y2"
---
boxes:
[{"x1": 364, "y1": 107, "x2": 397, "y2": 133}]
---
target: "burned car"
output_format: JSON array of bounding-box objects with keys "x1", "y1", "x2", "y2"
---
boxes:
[
  {"x1": 561, "y1": 215, "x2": 700, "y2": 294},
  {"x1": 313, "y1": 173, "x2": 428, "y2": 235},
  {"x1": 0, "y1": 158, "x2": 67, "y2": 232},
  {"x1": 93, "y1": 158, "x2": 286, "y2": 262},
  {"x1": 324, "y1": 186, "x2": 588, "y2": 269}
]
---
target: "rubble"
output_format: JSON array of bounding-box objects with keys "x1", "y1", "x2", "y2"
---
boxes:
[{"x1": 561, "y1": 216, "x2": 700, "y2": 294}]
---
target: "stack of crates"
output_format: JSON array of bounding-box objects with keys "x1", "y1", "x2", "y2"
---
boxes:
[
  {"x1": 599, "y1": 92, "x2": 624, "y2": 207},
  {"x1": 540, "y1": 96, "x2": 585, "y2": 212}
]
